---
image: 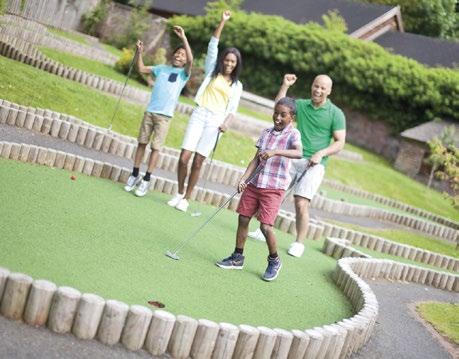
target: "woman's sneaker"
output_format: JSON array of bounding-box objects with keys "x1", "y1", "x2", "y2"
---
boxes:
[
  {"x1": 288, "y1": 242, "x2": 305, "y2": 257},
  {"x1": 216, "y1": 253, "x2": 244, "y2": 269},
  {"x1": 175, "y1": 198, "x2": 189, "y2": 212},
  {"x1": 262, "y1": 256, "x2": 282, "y2": 281},
  {"x1": 167, "y1": 193, "x2": 184, "y2": 207},
  {"x1": 248, "y1": 228, "x2": 266, "y2": 242},
  {"x1": 135, "y1": 180, "x2": 150, "y2": 197},
  {"x1": 124, "y1": 175, "x2": 141, "y2": 192}
]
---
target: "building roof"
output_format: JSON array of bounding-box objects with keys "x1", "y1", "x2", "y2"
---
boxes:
[
  {"x1": 150, "y1": 0, "x2": 395, "y2": 33},
  {"x1": 374, "y1": 31, "x2": 459, "y2": 68},
  {"x1": 401, "y1": 120, "x2": 459, "y2": 146}
]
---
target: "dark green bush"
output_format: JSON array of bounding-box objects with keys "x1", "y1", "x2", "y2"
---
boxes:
[
  {"x1": 170, "y1": 11, "x2": 459, "y2": 132},
  {"x1": 360, "y1": 0, "x2": 458, "y2": 39}
]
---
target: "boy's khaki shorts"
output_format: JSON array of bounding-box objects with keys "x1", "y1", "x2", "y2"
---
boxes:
[{"x1": 137, "y1": 112, "x2": 171, "y2": 150}]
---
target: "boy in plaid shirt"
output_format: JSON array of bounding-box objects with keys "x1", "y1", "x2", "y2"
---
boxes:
[{"x1": 216, "y1": 97, "x2": 302, "y2": 281}]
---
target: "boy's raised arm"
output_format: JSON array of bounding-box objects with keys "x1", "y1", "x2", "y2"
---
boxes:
[
  {"x1": 275, "y1": 74, "x2": 297, "y2": 102},
  {"x1": 173, "y1": 26, "x2": 193, "y2": 75},
  {"x1": 135, "y1": 40, "x2": 153, "y2": 75}
]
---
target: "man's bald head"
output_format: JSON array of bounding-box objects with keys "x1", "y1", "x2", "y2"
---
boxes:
[{"x1": 311, "y1": 74, "x2": 333, "y2": 107}]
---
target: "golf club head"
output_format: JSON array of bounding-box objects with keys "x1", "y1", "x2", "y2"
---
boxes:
[{"x1": 165, "y1": 250, "x2": 180, "y2": 260}]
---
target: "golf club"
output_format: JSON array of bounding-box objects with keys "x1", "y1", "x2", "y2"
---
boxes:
[
  {"x1": 165, "y1": 164, "x2": 264, "y2": 261},
  {"x1": 107, "y1": 46, "x2": 139, "y2": 132},
  {"x1": 191, "y1": 130, "x2": 221, "y2": 217}
]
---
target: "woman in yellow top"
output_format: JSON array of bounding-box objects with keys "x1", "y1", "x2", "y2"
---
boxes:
[{"x1": 168, "y1": 10, "x2": 243, "y2": 212}]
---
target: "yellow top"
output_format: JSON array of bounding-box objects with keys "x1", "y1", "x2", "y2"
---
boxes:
[{"x1": 200, "y1": 74, "x2": 232, "y2": 115}]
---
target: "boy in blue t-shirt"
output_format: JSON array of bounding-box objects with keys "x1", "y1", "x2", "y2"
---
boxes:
[{"x1": 125, "y1": 26, "x2": 193, "y2": 196}]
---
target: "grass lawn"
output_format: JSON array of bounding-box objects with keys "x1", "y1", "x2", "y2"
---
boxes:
[
  {"x1": 39, "y1": 47, "x2": 150, "y2": 90},
  {"x1": 47, "y1": 27, "x2": 89, "y2": 46},
  {"x1": 0, "y1": 54, "x2": 457, "y2": 221},
  {"x1": 327, "y1": 147, "x2": 458, "y2": 221},
  {"x1": 0, "y1": 56, "x2": 256, "y2": 166},
  {"x1": 330, "y1": 220, "x2": 459, "y2": 259},
  {"x1": 416, "y1": 302, "x2": 459, "y2": 345},
  {"x1": 353, "y1": 245, "x2": 457, "y2": 274},
  {"x1": 0, "y1": 158, "x2": 353, "y2": 329}
]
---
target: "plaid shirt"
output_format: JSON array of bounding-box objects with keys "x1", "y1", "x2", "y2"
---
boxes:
[{"x1": 251, "y1": 124, "x2": 302, "y2": 190}]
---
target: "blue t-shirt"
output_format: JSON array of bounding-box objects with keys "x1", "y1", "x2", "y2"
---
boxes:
[{"x1": 146, "y1": 65, "x2": 190, "y2": 117}]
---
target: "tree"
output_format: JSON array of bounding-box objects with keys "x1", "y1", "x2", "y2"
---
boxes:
[
  {"x1": 322, "y1": 9, "x2": 348, "y2": 33},
  {"x1": 426, "y1": 125, "x2": 458, "y2": 209}
]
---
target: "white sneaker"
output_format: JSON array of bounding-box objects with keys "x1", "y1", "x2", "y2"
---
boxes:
[
  {"x1": 175, "y1": 198, "x2": 189, "y2": 212},
  {"x1": 248, "y1": 228, "x2": 266, "y2": 242},
  {"x1": 167, "y1": 193, "x2": 184, "y2": 207},
  {"x1": 288, "y1": 242, "x2": 305, "y2": 257},
  {"x1": 124, "y1": 175, "x2": 141, "y2": 192},
  {"x1": 135, "y1": 179, "x2": 150, "y2": 197}
]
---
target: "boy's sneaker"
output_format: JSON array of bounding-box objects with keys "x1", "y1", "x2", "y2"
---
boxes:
[
  {"x1": 167, "y1": 193, "x2": 184, "y2": 207},
  {"x1": 248, "y1": 228, "x2": 266, "y2": 242},
  {"x1": 124, "y1": 175, "x2": 141, "y2": 192},
  {"x1": 216, "y1": 253, "x2": 244, "y2": 269},
  {"x1": 175, "y1": 198, "x2": 189, "y2": 212},
  {"x1": 262, "y1": 256, "x2": 282, "y2": 281},
  {"x1": 288, "y1": 242, "x2": 305, "y2": 257},
  {"x1": 135, "y1": 180, "x2": 150, "y2": 197}
]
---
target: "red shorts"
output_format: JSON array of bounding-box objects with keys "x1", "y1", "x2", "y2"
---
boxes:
[{"x1": 237, "y1": 184, "x2": 285, "y2": 226}]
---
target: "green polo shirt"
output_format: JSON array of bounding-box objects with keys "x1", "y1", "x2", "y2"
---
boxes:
[{"x1": 295, "y1": 99, "x2": 346, "y2": 166}]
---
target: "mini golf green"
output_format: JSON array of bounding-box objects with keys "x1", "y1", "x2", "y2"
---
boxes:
[{"x1": 0, "y1": 158, "x2": 353, "y2": 330}]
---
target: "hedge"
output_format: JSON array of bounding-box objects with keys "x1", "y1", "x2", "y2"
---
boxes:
[{"x1": 170, "y1": 11, "x2": 459, "y2": 132}]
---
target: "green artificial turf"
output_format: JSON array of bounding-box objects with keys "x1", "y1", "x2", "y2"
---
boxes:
[
  {"x1": 417, "y1": 302, "x2": 459, "y2": 344},
  {"x1": 0, "y1": 159, "x2": 353, "y2": 329}
]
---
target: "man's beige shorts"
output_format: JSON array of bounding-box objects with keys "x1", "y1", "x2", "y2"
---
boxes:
[
  {"x1": 290, "y1": 159, "x2": 325, "y2": 200},
  {"x1": 137, "y1": 112, "x2": 171, "y2": 150}
]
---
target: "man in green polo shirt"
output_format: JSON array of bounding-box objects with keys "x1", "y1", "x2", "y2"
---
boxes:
[{"x1": 275, "y1": 74, "x2": 346, "y2": 257}]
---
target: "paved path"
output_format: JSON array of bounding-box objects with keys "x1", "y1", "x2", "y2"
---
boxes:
[
  {"x1": 0, "y1": 316, "x2": 162, "y2": 359},
  {"x1": 351, "y1": 281, "x2": 458, "y2": 359},
  {"x1": 0, "y1": 122, "x2": 399, "y2": 230}
]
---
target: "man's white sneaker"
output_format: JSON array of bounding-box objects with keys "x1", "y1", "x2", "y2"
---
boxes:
[
  {"x1": 167, "y1": 193, "x2": 184, "y2": 207},
  {"x1": 135, "y1": 179, "x2": 150, "y2": 197},
  {"x1": 124, "y1": 175, "x2": 141, "y2": 192},
  {"x1": 248, "y1": 228, "x2": 266, "y2": 242},
  {"x1": 288, "y1": 242, "x2": 305, "y2": 257},
  {"x1": 175, "y1": 198, "x2": 189, "y2": 212}
]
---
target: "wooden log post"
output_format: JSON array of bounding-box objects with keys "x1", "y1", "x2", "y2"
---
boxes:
[
  {"x1": 23, "y1": 279, "x2": 57, "y2": 326},
  {"x1": 72, "y1": 293, "x2": 105, "y2": 340},
  {"x1": 168, "y1": 315, "x2": 198, "y2": 359},
  {"x1": 97, "y1": 299, "x2": 129, "y2": 345},
  {"x1": 0, "y1": 272, "x2": 33, "y2": 320},
  {"x1": 211, "y1": 322, "x2": 239, "y2": 359},
  {"x1": 48, "y1": 286, "x2": 81, "y2": 334},
  {"x1": 190, "y1": 319, "x2": 220, "y2": 359},
  {"x1": 144, "y1": 310, "x2": 176, "y2": 356},
  {"x1": 121, "y1": 305, "x2": 153, "y2": 351}
]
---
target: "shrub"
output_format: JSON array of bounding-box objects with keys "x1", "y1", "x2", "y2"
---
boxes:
[
  {"x1": 81, "y1": 0, "x2": 110, "y2": 36},
  {"x1": 360, "y1": 0, "x2": 458, "y2": 39},
  {"x1": 170, "y1": 10, "x2": 459, "y2": 132},
  {"x1": 108, "y1": 3, "x2": 151, "y2": 49}
]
